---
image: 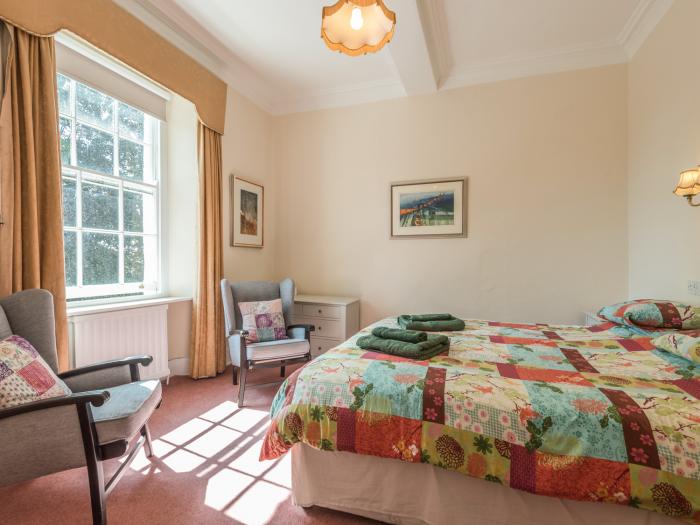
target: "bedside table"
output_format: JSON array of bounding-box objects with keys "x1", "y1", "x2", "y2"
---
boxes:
[
  {"x1": 584, "y1": 312, "x2": 605, "y2": 326},
  {"x1": 291, "y1": 294, "x2": 360, "y2": 358}
]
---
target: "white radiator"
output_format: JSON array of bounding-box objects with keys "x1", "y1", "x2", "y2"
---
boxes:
[{"x1": 70, "y1": 304, "x2": 170, "y2": 381}]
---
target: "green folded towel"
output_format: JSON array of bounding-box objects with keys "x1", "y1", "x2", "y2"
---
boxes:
[
  {"x1": 371, "y1": 327, "x2": 427, "y2": 343},
  {"x1": 404, "y1": 313, "x2": 453, "y2": 322},
  {"x1": 398, "y1": 314, "x2": 466, "y2": 332},
  {"x1": 357, "y1": 334, "x2": 449, "y2": 360}
]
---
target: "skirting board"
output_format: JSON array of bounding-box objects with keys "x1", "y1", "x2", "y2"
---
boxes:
[
  {"x1": 168, "y1": 357, "x2": 190, "y2": 376},
  {"x1": 168, "y1": 355, "x2": 231, "y2": 377}
]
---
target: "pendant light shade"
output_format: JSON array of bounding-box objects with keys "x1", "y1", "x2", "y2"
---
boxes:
[{"x1": 322, "y1": 0, "x2": 396, "y2": 57}]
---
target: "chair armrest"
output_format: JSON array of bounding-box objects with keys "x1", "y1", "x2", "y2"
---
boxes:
[
  {"x1": 0, "y1": 391, "x2": 109, "y2": 420},
  {"x1": 226, "y1": 330, "x2": 248, "y2": 368},
  {"x1": 59, "y1": 355, "x2": 153, "y2": 383},
  {"x1": 287, "y1": 323, "x2": 315, "y2": 342}
]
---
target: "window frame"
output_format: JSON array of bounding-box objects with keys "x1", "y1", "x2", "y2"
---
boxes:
[{"x1": 58, "y1": 72, "x2": 164, "y2": 305}]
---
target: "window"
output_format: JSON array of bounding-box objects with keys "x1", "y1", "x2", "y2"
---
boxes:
[{"x1": 58, "y1": 73, "x2": 161, "y2": 302}]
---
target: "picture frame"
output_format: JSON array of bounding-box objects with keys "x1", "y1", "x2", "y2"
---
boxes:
[
  {"x1": 231, "y1": 176, "x2": 264, "y2": 248},
  {"x1": 390, "y1": 177, "x2": 467, "y2": 239}
]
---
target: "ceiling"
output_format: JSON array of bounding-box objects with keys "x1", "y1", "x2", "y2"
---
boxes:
[{"x1": 116, "y1": 0, "x2": 673, "y2": 115}]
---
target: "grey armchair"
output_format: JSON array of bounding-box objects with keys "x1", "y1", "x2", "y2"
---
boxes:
[
  {"x1": 0, "y1": 289, "x2": 162, "y2": 525},
  {"x1": 221, "y1": 278, "x2": 314, "y2": 406}
]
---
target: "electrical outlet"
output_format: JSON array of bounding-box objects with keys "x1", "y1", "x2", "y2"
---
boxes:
[{"x1": 688, "y1": 280, "x2": 700, "y2": 297}]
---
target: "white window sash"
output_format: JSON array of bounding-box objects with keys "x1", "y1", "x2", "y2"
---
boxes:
[{"x1": 59, "y1": 72, "x2": 163, "y2": 303}]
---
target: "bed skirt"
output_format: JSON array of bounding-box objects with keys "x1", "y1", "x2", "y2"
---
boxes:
[{"x1": 291, "y1": 444, "x2": 680, "y2": 525}]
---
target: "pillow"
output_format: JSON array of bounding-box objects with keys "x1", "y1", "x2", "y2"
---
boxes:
[
  {"x1": 0, "y1": 335, "x2": 71, "y2": 409},
  {"x1": 653, "y1": 333, "x2": 700, "y2": 363},
  {"x1": 598, "y1": 300, "x2": 700, "y2": 330},
  {"x1": 237, "y1": 299, "x2": 288, "y2": 343}
]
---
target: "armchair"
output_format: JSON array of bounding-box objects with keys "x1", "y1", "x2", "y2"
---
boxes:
[
  {"x1": 221, "y1": 278, "x2": 314, "y2": 406},
  {"x1": 0, "y1": 289, "x2": 162, "y2": 525}
]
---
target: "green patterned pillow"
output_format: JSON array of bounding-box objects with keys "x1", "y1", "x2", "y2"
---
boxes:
[
  {"x1": 598, "y1": 300, "x2": 700, "y2": 330},
  {"x1": 653, "y1": 333, "x2": 700, "y2": 363}
]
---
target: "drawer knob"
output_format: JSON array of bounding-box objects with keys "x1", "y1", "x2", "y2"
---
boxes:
[
  {"x1": 318, "y1": 346, "x2": 322, "y2": 351},
  {"x1": 318, "y1": 326, "x2": 322, "y2": 330},
  {"x1": 318, "y1": 309, "x2": 322, "y2": 314}
]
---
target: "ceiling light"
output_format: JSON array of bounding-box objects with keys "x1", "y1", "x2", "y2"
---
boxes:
[
  {"x1": 322, "y1": 0, "x2": 396, "y2": 57},
  {"x1": 350, "y1": 7, "x2": 364, "y2": 30}
]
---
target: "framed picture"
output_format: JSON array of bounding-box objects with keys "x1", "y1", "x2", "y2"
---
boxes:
[
  {"x1": 390, "y1": 177, "x2": 467, "y2": 239},
  {"x1": 231, "y1": 176, "x2": 264, "y2": 248}
]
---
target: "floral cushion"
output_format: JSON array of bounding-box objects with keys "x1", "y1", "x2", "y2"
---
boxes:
[
  {"x1": 598, "y1": 299, "x2": 700, "y2": 330},
  {"x1": 653, "y1": 333, "x2": 700, "y2": 363},
  {"x1": 237, "y1": 299, "x2": 288, "y2": 343},
  {"x1": 0, "y1": 335, "x2": 71, "y2": 409}
]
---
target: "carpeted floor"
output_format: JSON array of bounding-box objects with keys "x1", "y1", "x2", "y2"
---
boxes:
[{"x1": 0, "y1": 365, "x2": 378, "y2": 524}]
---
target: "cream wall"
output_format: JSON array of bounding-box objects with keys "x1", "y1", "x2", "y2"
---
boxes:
[
  {"x1": 166, "y1": 300, "x2": 192, "y2": 362},
  {"x1": 627, "y1": 0, "x2": 700, "y2": 303},
  {"x1": 222, "y1": 88, "x2": 277, "y2": 283},
  {"x1": 273, "y1": 65, "x2": 629, "y2": 326}
]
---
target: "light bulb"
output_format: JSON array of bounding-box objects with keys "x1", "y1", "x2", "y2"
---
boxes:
[{"x1": 350, "y1": 7, "x2": 364, "y2": 30}]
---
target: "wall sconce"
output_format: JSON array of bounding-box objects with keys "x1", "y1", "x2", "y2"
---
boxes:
[{"x1": 674, "y1": 167, "x2": 700, "y2": 207}]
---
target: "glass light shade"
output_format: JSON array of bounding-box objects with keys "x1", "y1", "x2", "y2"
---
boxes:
[
  {"x1": 674, "y1": 168, "x2": 700, "y2": 196},
  {"x1": 322, "y1": 0, "x2": 396, "y2": 57}
]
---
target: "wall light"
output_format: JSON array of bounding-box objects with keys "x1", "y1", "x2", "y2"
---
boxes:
[{"x1": 674, "y1": 167, "x2": 700, "y2": 207}]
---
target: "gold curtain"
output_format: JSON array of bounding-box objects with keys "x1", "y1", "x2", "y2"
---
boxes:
[
  {"x1": 0, "y1": 23, "x2": 68, "y2": 370},
  {"x1": 190, "y1": 123, "x2": 225, "y2": 378}
]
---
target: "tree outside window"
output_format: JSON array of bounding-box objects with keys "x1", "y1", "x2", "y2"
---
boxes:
[{"x1": 58, "y1": 74, "x2": 160, "y2": 301}]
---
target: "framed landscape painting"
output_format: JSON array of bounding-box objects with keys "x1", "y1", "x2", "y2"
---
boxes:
[
  {"x1": 231, "y1": 176, "x2": 264, "y2": 248},
  {"x1": 390, "y1": 178, "x2": 467, "y2": 238}
]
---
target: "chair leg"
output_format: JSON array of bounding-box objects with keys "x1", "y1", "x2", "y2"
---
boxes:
[
  {"x1": 238, "y1": 366, "x2": 248, "y2": 407},
  {"x1": 141, "y1": 424, "x2": 154, "y2": 458},
  {"x1": 86, "y1": 455, "x2": 107, "y2": 525},
  {"x1": 280, "y1": 365, "x2": 286, "y2": 378},
  {"x1": 232, "y1": 365, "x2": 238, "y2": 385}
]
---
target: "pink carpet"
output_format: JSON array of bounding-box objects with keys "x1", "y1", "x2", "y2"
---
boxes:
[{"x1": 0, "y1": 365, "x2": 378, "y2": 524}]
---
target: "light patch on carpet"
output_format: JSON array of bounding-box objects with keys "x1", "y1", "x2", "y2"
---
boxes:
[
  {"x1": 161, "y1": 417, "x2": 213, "y2": 446},
  {"x1": 229, "y1": 440, "x2": 270, "y2": 477},
  {"x1": 196, "y1": 462, "x2": 220, "y2": 479},
  {"x1": 221, "y1": 407, "x2": 268, "y2": 432},
  {"x1": 125, "y1": 439, "x2": 175, "y2": 472},
  {"x1": 205, "y1": 468, "x2": 255, "y2": 511},
  {"x1": 224, "y1": 479, "x2": 290, "y2": 525},
  {"x1": 219, "y1": 435, "x2": 254, "y2": 463},
  {"x1": 186, "y1": 425, "x2": 243, "y2": 457},
  {"x1": 199, "y1": 400, "x2": 238, "y2": 423},
  {"x1": 162, "y1": 448, "x2": 207, "y2": 473}
]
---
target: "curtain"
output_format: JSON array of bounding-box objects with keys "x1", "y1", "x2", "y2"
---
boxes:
[
  {"x1": 190, "y1": 122, "x2": 225, "y2": 378},
  {"x1": 0, "y1": 23, "x2": 68, "y2": 370}
]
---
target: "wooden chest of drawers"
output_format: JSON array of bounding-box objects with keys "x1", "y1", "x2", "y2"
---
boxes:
[{"x1": 291, "y1": 294, "x2": 360, "y2": 358}]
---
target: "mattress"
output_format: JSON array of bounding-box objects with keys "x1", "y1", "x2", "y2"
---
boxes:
[{"x1": 261, "y1": 317, "x2": 700, "y2": 522}]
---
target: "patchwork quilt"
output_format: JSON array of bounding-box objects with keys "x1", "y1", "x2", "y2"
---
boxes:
[{"x1": 260, "y1": 318, "x2": 700, "y2": 522}]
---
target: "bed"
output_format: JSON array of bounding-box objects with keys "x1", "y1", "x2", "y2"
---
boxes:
[{"x1": 260, "y1": 316, "x2": 700, "y2": 524}]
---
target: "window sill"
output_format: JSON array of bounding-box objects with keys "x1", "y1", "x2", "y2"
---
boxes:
[{"x1": 67, "y1": 296, "x2": 191, "y2": 317}]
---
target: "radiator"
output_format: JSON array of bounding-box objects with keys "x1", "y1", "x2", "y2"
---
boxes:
[{"x1": 70, "y1": 304, "x2": 170, "y2": 381}]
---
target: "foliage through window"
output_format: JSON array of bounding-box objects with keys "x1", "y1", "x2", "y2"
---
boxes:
[{"x1": 58, "y1": 73, "x2": 160, "y2": 301}]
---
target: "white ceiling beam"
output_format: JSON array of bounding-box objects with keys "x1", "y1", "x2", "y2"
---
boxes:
[{"x1": 386, "y1": 0, "x2": 439, "y2": 96}]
